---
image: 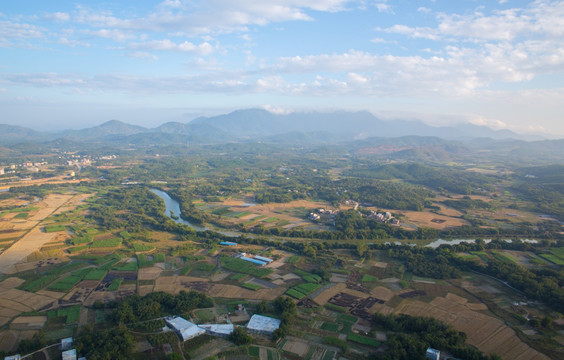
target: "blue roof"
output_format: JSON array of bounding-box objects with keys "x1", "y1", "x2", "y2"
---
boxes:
[
  {"x1": 220, "y1": 242, "x2": 237, "y2": 246},
  {"x1": 240, "y1": 256, "x2": 266, "y2": 266},
  {"x1": 254, "y1": 255, "x2": 273, "y2": 263}
]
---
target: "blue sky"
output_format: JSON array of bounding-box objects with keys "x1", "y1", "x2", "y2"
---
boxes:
[{"x1": 1, "y1": 0, "x2": 564, "y2": 135}]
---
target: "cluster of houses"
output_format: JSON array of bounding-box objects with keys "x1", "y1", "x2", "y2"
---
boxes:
[
  {"x1": 308, "y1": 208, "x2": 338, "y2": 222},
  {"x1": 166, "y1": 314, "x2": 281, "y2": 341},
  {"x1": 4, "y1": 314, "x2": 282, "y2": 360},
  {"x1": 0, "y1": 161, "x2": 49, "y2": 175},
  {"x1": 366, "y1": 210, "x2": 400, "y2": 226}
]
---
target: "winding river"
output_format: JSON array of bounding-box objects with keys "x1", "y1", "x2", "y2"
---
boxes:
[
  {"x1": 149, "y1": 188, "x2": 208, "y2": 232},
  {"x1": 150, "y1": 188, "x2": 536, "y2": 247}
]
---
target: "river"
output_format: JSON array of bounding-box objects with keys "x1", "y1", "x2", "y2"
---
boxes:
[
  {"x1": 149, "y1": 188, "x2": 208, "y2": 232},
  {"x1": 150, "y1": 188, "x2": 536, "y2": 247}
]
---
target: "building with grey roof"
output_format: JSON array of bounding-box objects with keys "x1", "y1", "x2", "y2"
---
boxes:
[{"x1": 246, "y1": 314, "x2": 281, "y2": 335}]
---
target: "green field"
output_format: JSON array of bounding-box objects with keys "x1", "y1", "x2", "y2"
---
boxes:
[
  {"x1": 232, "y1": 211, "x2": 252, "y2": 218},
  {"x1": 107, "y1": 278, "x2": 122, "y2": 291},
  {"x1": 48, "y1": 275, "x2": 82, "y2": 291},
  {"x1": 133, "y1": 243, "x2": 155, "y2": 252},
  {"x1": 48, "y1": 305, "x2": 81, "y2": 324},
  {"x1": 291, "y1": 282, "x2": 321, "y2": 295},
  {"x1": 211, "y1": 207, "x2": 233, "y2": 216},
  {"x1": 286, "y1": 289, "x2": 306, "y2": 299},
  {"x1": 194, "y1": 309, "x2": 215, "y2": 322},
  {"x1": 361, "y1": 274, "x2": 378, "y2": 282},
  {"x1": 91, "y1": 237, "x2": 122, "y2": 248},
  {"x1": 540, "y1": 253, "x2": 564, "y2": 265},
  {"x1": 320, "y1": 322, "x2": 339, "y2": 332},
  {"x1": 230, "y1": 273, "x2": 246, "y2": 281},
  {"x1": 242, "y1": 283, "x2": 261, "y2": 291},
  {"x1": 45, "y1": 224, "x2": 66, "y2": 233},
  {"x1": 83, "y1": 269, "x2": 107, "y2": 281},
  {"x1": 220, "y1": 257, "x2": 273, "y2": 278},
  {"x1": 347, "y1": 333, "x2": 380, "y2": 347}
]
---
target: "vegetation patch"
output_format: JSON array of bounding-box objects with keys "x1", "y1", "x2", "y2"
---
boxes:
[
  {"x1": 347, "y1": 333, "x2": 380, "y2": 347},
  {"x1": 91, "y1": 237, "x2": 122, "y2": 248},
  {"x1": 286, "y1": 289, "x2": 307, "y2": 299},
  {"x1": 320, "y1": 322, "x2": 339, "y2": 332},
  {"x1": 107, "y1": 278, "x2": 122, "y2": 291},
  {"x1": 45, "y1": 224, "x2": 66, "y2": 232},
  {"x1": 220, "y1": 256, "x2": 273, "y2": 277},
  {"x1": 84, "y1": 269, "x2": 107, "y2": 281},
  {"x1": 133, "y1": 243, "x2": 154, "y2": 252},
  {"x1": 242, "y1": 283, "x2": 261, "y2": 291},
  {"x1": 291, "y1": 282, "x2": 321, "y2": 295},
  {"x1": 361, "y1": 274, "x2": 378, "y2": 282},
  {"x1": 48, "y1": 275, "x2": 82, "y2": 291}
]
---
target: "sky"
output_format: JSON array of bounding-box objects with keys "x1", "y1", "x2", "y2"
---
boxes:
[{"x1": 1, "y1": 0, "x2": 564, "y2": 135}]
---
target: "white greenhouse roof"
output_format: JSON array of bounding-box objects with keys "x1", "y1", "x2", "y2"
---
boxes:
[
  {"x1": 247, "y1": 314, "x2": 281, "y2": 333},
  {"x1": 166, "y1": 316, "x2": 206, "y2": 341},
  {"x1": 62, "y1": 349, "x2": 77, "y2": 360}
]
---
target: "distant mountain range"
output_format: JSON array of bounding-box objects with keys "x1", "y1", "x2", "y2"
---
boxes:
[{"x1": 0, "y1": 108, "x2": 535, "y2": 146}]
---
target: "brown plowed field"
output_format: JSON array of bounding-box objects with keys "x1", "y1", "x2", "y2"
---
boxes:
[
  {"x1": 394, "y1": 296, "x2": 550, "y2": 360},
  {"x1": 312, "y1": 283, "x2": 347, "y2": 306}
]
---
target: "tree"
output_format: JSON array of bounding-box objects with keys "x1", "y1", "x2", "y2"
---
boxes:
[
  {"x1": 230, "y1": 327, "x2": 252, "y2": 345},
  {"x1": 257, "y1": 300, "x2": 269, "y2": 314}
]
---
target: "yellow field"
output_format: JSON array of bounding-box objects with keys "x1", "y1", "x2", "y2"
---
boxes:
[{"x1": 0, "y1": 193, "x2": 90, "y2": 274}]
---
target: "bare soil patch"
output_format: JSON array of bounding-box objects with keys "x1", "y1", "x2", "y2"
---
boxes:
[
  {"x1": 400, "y1": 210, "x2": 468, "y2": 230},
  {"x1": 445, "y1": 292, "x2": 468, "y2": 305},
  {"x1": 370, "y1": 287, "x2": 394, "y2": 301},
  {"x1": 10, "y1": 316, "x2": 47, "y2": 330},
  {"x1": 208, "y1": 284, "x2": 285, "y2": 300},
  {"x1": 138, "y1": 285, "x2": 154, "y2": 296},
  {"x1": 313, "y1": 283, "x2": 347, "y2": 306},
  {"x1": 283, "y1": 338, "x2": 310, "y2": 357},
  {"x1": 0, "y1": 231, "x2": 25, "y2": 240},
  {"x1": 0, "y1": 277, "x2": 25, "y2": 289},
  {"x1": 138, "y1": 266, "x2": 163, "y2": 281}
]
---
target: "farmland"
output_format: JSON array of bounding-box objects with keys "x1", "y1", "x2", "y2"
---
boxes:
[{"x1": 0, "y1": 149, "x2": 563, "y2": 359}]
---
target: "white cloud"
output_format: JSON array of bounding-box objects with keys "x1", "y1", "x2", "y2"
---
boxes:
[
  {"x1": 126, "y1": 51, "x2": 158, "y2": 61},
  {"x1": 73, "y1": 1, "x2": 354, "y2": 36},
  {"x1": 58, "y1": 37, "x2": 90, "y2": 47},
  {"x1": 262, "y1": 104, "x2": 292, "y2": 114},
  {"x1": 417, "y1": 7, "x2": 432, "y2": 14},
  {"x1": 0, "y1": 19, "x2": 44, "y2": 41},
  {"x1": 44, "y1": 12, "x2": 70, "y2": 22},
  {"x1": 128, "y1": 39, "x2": 215, "y2": 55},
  {"x1": 467, "y1": 115, "x2": 508, "y2": 129},
  {"x1": 83, "y1": 29, "x2": 135, "y2": 42},
  {"x1": 375, "y1": 3, "x2": 392, "y2": 13},
  {"x1": 380, "y1": 1, "x2": 564, "y2": 41}
]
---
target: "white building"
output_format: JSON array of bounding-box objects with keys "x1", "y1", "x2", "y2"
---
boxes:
[
  {"x1": 62, "y1": 349, "x2": 77, "y2": 360},
  {"x1": 4, "y1": 356, "x2": 20, "y2": 360},
  {"x1": 425, "y1": 348, "x2": 440, "y2": 360},
  {"x1": 165, "y1": 316, "x2": 206, "y2": 341},
  {"x1": 246, "y1": 314, "x2": 281, "y2": 335}
]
